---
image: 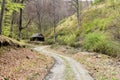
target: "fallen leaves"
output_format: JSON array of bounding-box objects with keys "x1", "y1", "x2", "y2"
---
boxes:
[{"x1": 0, "y1": 48, "x2": 54, "y2": 80}]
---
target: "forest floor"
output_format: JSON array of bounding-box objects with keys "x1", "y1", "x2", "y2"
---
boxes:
[
  {"x1": 0, "y1": 47, "x2": 54, "y2": 80},
  {"x1": 0, "y1": 44, "x2": 120, "y2": 80},
  {"x1": 50, "y1": 45, "x2": 120, "y2": 80}
]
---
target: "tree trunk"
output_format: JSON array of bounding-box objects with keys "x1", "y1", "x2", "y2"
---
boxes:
[
  {"x1": 53, "y1": 20, "x2": 56, "y2": 43},
  {"x1": 9, "y1": 12, "x2": 15, "y2": 37},
  {"x1": 18, "y1": 0, "x2": 24, "y2": 40},
  {"x1": 86, "y1": 0, "x2": 89, "y2": 6},
  {"x1": 38, "y1": 19, "x2": 42, "y2": 33},
  {"x1": 18, "y1": 8, "x2": 23, "y2": 40},
  {"x1": 53, "y1": 0, "x2": 56, "y2": 43},
  {"x1": 9, "y1": 0, "x2": 17, "y2": 37},
  {"x1": 76, "y1": 0, "x2": 80, "y2": 28},
  {"x1": 0, "y1": 0, "x2": 6, "y2": 35}
]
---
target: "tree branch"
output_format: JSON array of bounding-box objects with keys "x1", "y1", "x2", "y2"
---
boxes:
[{"x1": 22, "y1": 18, "x2": 32, "y2": 29}]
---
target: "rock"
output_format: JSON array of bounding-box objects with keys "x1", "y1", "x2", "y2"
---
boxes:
[{"x1": 26, "y1": 56, "x2": 30, "y2": 59}]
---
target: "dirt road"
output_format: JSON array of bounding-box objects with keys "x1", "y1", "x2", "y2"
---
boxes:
[{"x1": 34, "y1": 46, "x2": 94, "y2": 80}]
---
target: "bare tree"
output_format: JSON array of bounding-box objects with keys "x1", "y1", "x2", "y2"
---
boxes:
[
  {"x1": 9, "y1": 0, "x2": 17, "y2": 37},
  {"x1": 18, "y1": 0, "x2": 76, "y2": 40},
  {"x1": 72, "y1": 0, "x2": 80, "y2": 28},
  {"x1": 34, "y1": 0, "x2": 47, "y2": 33},
  {"x1": 52, "y1": 0, "x2": 56, "y2": 43},
  {"x1": 18, "y1": 0, "x2": 32, "y2": 40},
  {"x1": 49, "y1": 0, "x2": 60, "y2": 43}
]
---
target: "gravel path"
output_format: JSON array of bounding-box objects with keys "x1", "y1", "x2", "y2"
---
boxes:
[{"x1": 34, "y1": 46, "x2": 94, "y2": 80}]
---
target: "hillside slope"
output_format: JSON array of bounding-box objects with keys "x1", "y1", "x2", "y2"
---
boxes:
[
  {"x1": 46, "y1": 2, "x2": 120, "y2": 57},
  {"x1": 0, "y1": 36, "x2": 54, "y2": 80}
]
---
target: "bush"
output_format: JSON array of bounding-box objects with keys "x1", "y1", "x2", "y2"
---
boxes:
[
  {"x1": 82, "y1": 18, "x2": 112, "y2": 33},
  {"x1": 58, "y1": 18, "x2": 66, "y2": 25},
  {"x1": 83, "y1": 32, "x2": 105, "y2": 50},
  {"x1": 57, "y1": 33, "x2": 76, "y2": 46},
  {"x1": 71, "y1": 42, "x2": 82, "y2": 48},
  {"x1": 96, "y1": 40, "x2": 120, "y2": 57},
  {"x1": 83, "y1": 32, "x2": 120, "y2": 57},
  {"x1": 93, "y1": 0, "x2": 105, "y2": 4},
  {"x1": 45, "y1": 39, "x2": 54, "y2": 45}
]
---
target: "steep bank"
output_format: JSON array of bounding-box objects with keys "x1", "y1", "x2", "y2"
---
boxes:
[
  {"x1": 45, "y1": 2, "x2": 120, "y2": 57},
  {"x1": 0, "y1": 36, "x2": 54, "y2": 80},
  {"x1": 0, "y1": 35, "x2": 24, "y2": 47}
]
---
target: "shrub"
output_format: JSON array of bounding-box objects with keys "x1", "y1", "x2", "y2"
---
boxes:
[
  {"x1": 83, "y1": 32, "x2": 105, "y2": 50},
  {"x1": 71, "y1": 42, "x2": 82, "y2": 48},
  {"x1": 45, "y1": 39, "x2": 54, "y2": 45},
  {"x1": 83, "y1": 32, "x2": 120, "y2": 57},
  {"x1": 82, "y1": 18, "x2": 112, "y2": 33},
  {"x1": 93, "y1": 0, "x2": 105, "y2": 4},
  {"x1": 57, "y1": 33, "x2": 76, "y2": 46},
  {"x1": 58, "y1": 18, "x2": 66, "y2": 25}
]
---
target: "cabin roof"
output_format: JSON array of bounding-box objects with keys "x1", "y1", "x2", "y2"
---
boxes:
[{"x1": 31, "y1": 33, "x2": 43, "y2": 37}]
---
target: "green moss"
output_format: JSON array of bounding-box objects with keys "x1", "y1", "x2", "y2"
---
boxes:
[{"x1": 0, "y1": 35, "x2": 25, "y2": 47}]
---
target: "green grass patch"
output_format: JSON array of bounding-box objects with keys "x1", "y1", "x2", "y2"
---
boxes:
[{"x1": 60, "y1": 56, "x2": 75, "y2": 80}]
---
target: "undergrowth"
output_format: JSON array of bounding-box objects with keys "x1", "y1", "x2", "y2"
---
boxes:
[
  {"x1": 0, "y1": 35, "x2": 25, "y2": 47},
  {"x1": 83, "y1": 32, "x2": 120, "y2": 57},
  {"x1": 45, "y1": 1, "x2": 120, "y2": 57}
]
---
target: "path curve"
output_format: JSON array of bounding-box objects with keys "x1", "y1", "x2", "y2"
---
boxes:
[{"x1": 34, "y1": 46, "x2": 94, "y2": 80}]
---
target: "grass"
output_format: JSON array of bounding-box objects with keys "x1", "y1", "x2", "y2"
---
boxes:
[
  {"x1": 27, "y1": 73, "x2": 40, "y2": 80},
  {"x1": 45, "y1": 15, "x2": 78, "y2": 46},
  {"x1": 75, "y1": 54, "x2": 120, "y2": 80},
  {"x1": 60, "y1": 56, "x2": 75, "y2": 80},
  {"x1": 0, "y1": 46, "x2": 11, "y2": 55}
]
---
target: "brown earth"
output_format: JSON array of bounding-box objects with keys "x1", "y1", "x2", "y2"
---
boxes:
[{"x1": 0, "y1": 47, "x2": 54, "y2": 80}]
